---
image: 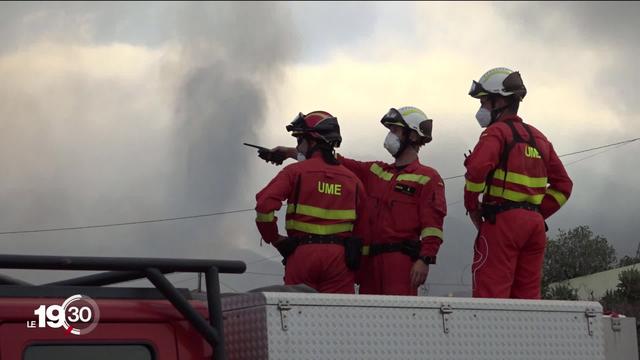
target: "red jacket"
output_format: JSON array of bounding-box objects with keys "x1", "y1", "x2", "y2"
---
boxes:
[
  {"x1": 464, "y1": 115, "x2": 573, "y2": 219},
  {"x1": 255, "y1": 152, "x2": 368, "y2": 242},
  {"x1": 339, "y1": 156, "x2": 446, "y2": 258}
]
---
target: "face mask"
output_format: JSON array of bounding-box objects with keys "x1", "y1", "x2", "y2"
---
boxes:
[
  {"x1": 475, "y1": 107, "x2": 492, "y2": 128},
  {"x1": 296, "y1": 152, "x2": 306, "y2": 162},
  {"x1": 383, "y1": 132, "x2": 401, "y2": 156}
]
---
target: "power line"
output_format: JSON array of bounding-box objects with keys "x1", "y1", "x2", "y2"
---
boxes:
[
  {"x1": 0, "y1": 208, "x2": 254, "y2": 236},
  {"x1": 559, "y1": 137, "x2": 639, "y2": 157},
  {"x1": 247, "y1": 254, "x2": 281, "y2": 265},
  {"x1": 441, "y1": 136, "x2": 639, "y2": 181},
  {"x1": 0, "y1": 136, "x2": 636, "y2": 236},
  {"x1": 220, "y1": 280, "x2": 239, "y2": 292},
  {"x1": 564, "y1": 143, "x2": 629, "y2": 166}
]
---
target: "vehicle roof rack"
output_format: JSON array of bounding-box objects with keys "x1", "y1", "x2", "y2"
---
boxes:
[{"x1": 0, "y1": 254, "x2": 246, "y2": 360}]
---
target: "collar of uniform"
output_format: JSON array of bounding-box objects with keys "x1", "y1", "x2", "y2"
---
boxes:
[
  {"x1": 309, "y1": 151, "x2": 324, "y2": 160},
  {"x1": 382, "y1": 158, "x2": 421, "y2": 173},
  {"x1": 497, "y1": 114, "x2": 522, "y2": 123}
]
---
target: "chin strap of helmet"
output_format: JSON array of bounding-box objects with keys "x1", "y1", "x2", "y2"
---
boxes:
[{"x1": 489, "y1": 96, "x2": 510, "y2": 126}]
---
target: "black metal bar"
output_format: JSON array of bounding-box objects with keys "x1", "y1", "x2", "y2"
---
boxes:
[
  {"x1": 0, "y1": 274, "x2": 32, "y2": 286},
  {"x1": 0, "y1": 254, "x2": 246, "y2": 274},
  {"x1": 45, "y1": 270, "x2": 174, "y2": 286},
  {"x1": 206, "y1": 267, "x2": 225, "y2": 360},
  {"x1": 144, "y1": 268, "x2": 220, "y2": 348}
]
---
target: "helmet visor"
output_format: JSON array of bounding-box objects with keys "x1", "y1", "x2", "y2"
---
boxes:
[
  {"x1": 286, "y1": 112, "x2": 306, "y2": 133},
  {"x1": 380, "y1": 108, "x2": 407, "y2": 128}
]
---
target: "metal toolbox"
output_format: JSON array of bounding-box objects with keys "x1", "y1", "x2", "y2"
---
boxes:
[{"x1": 222, "y1": 293, "x2": 606, "y2": 360}]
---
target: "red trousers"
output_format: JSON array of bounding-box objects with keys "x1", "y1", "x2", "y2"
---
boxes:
[
  {"x1": 284, "y1": 244, "x2": 355, "y2": 294},
  {"x1": 472, "y1": 209, "x2": 546, "y2": 299},
  {"x1": 358, "y1": 252, "x2": 417, "y2": 296}
]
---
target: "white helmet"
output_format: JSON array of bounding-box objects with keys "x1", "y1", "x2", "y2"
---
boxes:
[
  {"x1": 469, "y1": 67, "x2": 527, "y2": 100},
  {"x1": 380, "y1": 106, "x2": 433, "y2": 143}
]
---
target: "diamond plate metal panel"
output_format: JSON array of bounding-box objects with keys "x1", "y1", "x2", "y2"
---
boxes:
[{"x1": 222, "y1": 293, "x2": 606, "y2": 360}]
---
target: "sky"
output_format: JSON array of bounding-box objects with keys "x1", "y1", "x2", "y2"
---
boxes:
[{"x1": 0, "y1": 2, "x2": 638, "y2": 295}]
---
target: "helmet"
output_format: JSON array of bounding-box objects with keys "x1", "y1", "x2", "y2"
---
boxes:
[
  {"x1": 468, "y1": 67, "x2": 527, "y2": 101},
  {"x1": 286, "y1": 111, "x2": 342, "y2": 147},
  {"x1": 380, "y1": 106, "x2": 433, "y2": 143}
]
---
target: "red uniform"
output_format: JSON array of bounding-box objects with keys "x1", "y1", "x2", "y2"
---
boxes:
[
  {"x1": 255, "y1": 152, "x2": 368, "y2": 293},
  {"x1": 464, "y1": 115, "x2": 572, "y2": 299},
  {"x1": 339, "y1": 156, "x2": 446, "y2": 295}
]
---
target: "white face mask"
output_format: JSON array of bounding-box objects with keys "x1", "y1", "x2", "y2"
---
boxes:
[
  {"x1": 296, "y1": 152, "x2": 307, "y2": 162},
  {"x1": 383, "y1": 132, "x2": 401, "y2": 156},
  {"x1": 475, "y1": 107, "x2": 492, "y2": 128}
]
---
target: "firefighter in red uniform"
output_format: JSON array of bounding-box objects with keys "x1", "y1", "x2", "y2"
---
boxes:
[
  {"x1": 255, "y1": 111, "x2": 368, "y2": 294},
  {"x1": 465, "y1": 67, "x2": 573, "y2": 299},
  {"x1": 262, "y1": 106, "x2": 446, "y2": 296}
]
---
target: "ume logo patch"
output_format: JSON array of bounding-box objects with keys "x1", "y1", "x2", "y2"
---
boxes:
[{"x1": 317, "y1": 181, "x2": 342, "y2": 196}]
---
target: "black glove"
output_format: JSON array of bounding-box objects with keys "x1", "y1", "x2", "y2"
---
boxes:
[{"x1": 258, "y1": 149, "x2": 287, "y2": 166}]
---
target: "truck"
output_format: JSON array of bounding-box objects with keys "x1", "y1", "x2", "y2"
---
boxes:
[{"x1": 0, "y1": 254, "x2": 636, "y2": 360}]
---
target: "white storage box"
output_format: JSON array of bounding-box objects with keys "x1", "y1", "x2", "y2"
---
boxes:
[{"x1": 222, "y1": 293, "x2": 606, "y2": 360}]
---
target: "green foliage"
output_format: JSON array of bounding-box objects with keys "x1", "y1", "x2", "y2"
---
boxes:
[
  {"x1": 543, "y1": 225, "x2": 616, "y2": 289},
  {"x1": 544, "y1": 283, "x2": 578, "y2": 300},
  {"x1": 616, "y1": 268, "x2": 640, "y2": 302}
]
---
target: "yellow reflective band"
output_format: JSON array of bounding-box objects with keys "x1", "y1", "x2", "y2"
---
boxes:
[
  {"x1": 479, "y1": 68, "x2": 512, "y2": 83},
  {"x1": 286, "y1": 204, "x2": 356, "y2": 220},
  {"x1": 465, "y1": 179, "x2": 486, "y2": 192},
  {"x1": 421, "y1": 227, "x2": 443, "y2": 240},
  {"x1": 370, "y1": 163, "x2": 393, "y2": 181},
  {"x1": 285, "y1": 220, "x2": 354, "y2": 235},
  {"x1": 255, "y1": 211, "x2": 275, "y2": 222},
  {"x1": 397, "y1": 174, "x2": 430, "y2": 185},
  {"x1": 361, "y1": 245, "x2": 370, "y2": 256},
  {"x1": 488, "y1": 187, "x2": 545, "y2": 205},
  {"x1": 400, "y1": 108, "x2": 427, "y2": 118},
  {"x1": 493, "y1": 169, "x2": 547, "y2": 189},
  {"x1": 546, "y1": 188, "x2": 568, "y2": 207}
]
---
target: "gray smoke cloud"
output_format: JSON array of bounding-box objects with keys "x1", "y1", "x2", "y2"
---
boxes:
[
  {"x1": 0, "y1": 2, "x2": 295, "y2": 286},
  {"x1": 501, "y1": 2, "x2": 640, "y2": 117}
]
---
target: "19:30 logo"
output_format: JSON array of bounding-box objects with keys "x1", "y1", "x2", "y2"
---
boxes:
[{"x1": 30, "y1": 295, "x2": 100, "y2": 335}]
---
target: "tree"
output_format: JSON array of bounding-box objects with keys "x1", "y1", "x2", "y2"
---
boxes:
[
  {"x1": 543, "y1": 225, "x2": 616, "y2": 290},
  {"x1": 618, "y1": 242, "x2": 640, "y2": 267}
]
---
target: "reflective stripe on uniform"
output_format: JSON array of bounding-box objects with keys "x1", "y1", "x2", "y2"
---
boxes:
[
  {"x1": 546, "y1": 188, "x2": 568, "y2": 206},
  {"x1": 465, "y1": 179, "x2": 486, "y2": 192},
  {"x1": 493, "y1": 169, "x2": 547, "y2": 189},
  {"x1": 285, "y1": 220, "x2": 354, "y2": 235},
  {"x1": 488, "y1": 187, "x2": 545, "y2": 205},
  {"x1": 286, "y1": 204, "x2": 356, "y2": 220},
  {"x1": 420, "y1": 227, "x2": 443, "y2": 240},
  {"x1": 370, "y1": 163, "x2": 393, "y2": 181},
  {"x1": 255, "y1": 211, "x2": 275, "y2": 222},
  {"x1": 397, "y1": 174, "x2": 430, "y2": 185}
]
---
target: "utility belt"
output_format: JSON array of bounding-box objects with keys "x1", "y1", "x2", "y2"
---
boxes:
[
  {"x1": 276, "y1": 235, "x2": 362, "y2": 271},
  {"x1": 362, "y1": 240, "x2": 422, "y2": 261},
  {"x1": 294, "y1": 235, "x2": 345, "y2": 246},
  {"x1": 481, "y1": 201, "x2": 540, "y2": 224}
]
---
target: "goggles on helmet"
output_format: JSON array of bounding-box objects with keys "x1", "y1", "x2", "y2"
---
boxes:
[{"x1": 468, "y1": 80, "x2": 489, "y2": 98}]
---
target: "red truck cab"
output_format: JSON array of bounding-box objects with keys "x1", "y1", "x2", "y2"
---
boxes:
[{"x1": 0, "y1": 254, "x2": 245, "y2": 360}]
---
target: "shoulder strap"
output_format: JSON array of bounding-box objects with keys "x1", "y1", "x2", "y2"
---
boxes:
[{"x1": 292, "y1": 174, "x2": 302, "y2": 213}]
